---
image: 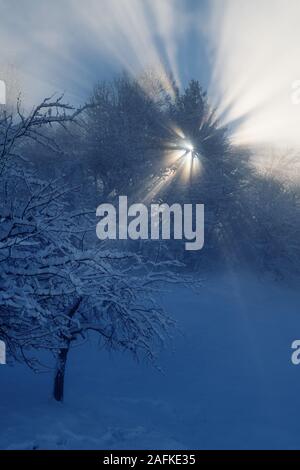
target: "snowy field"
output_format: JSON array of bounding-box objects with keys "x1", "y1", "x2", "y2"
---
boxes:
[{"x1": 1, "y1": 271, "x2": 300, "y2": 450}]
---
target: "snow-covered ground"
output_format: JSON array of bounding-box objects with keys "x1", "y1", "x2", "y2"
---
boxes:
[{"x1": 1, "y1": 271, "x2": 300, "y2": 450}]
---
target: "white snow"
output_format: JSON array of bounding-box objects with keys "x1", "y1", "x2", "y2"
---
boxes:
[{"x1": 1, "y1": 271, "x2": 300, "y2": 449}]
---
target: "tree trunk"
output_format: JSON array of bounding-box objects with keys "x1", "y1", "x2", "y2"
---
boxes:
[
  {"x1": 53, "y1": 297, "x2": 82, "y2": 402},
  {"x1": 53, "y1": 346, "x2": 69, "y2": 402}
]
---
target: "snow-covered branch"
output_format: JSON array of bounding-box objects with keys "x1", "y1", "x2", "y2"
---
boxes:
[{"x1": 0, "y1": 94, "x2": 88, "y2": 175}]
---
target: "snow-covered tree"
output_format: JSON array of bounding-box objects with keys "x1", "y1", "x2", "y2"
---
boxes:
[
  {"x1": 0, "y1": 168, "x2": 185, "y2": 401},
  {"x1": 0, "y1": 94, "x2": 88, "y2": 361},
  {"x1": 85, "y1": 72, "x2": 171, "y2": 198},
  {"x1": 0, "y1": 94, "x2": 189, "y2": 402},
  {"x1": 0, "y1": 94, "x2": 86, "y2": 175}
]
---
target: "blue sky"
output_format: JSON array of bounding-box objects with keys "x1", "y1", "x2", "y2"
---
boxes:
[
  {"x1": 1, "y1": 0, "x2": 300, "y2": 150},
  {"x1": 0, "y1": 0, "x2": 211, "y2": 105}
]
